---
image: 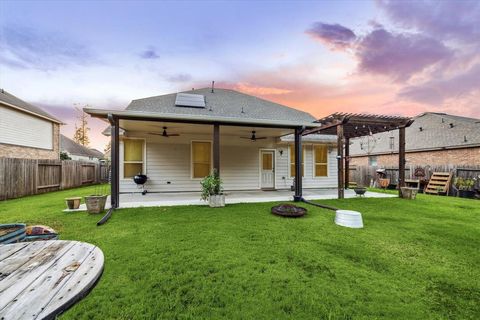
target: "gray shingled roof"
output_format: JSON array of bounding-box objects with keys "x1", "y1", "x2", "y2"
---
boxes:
[
  {"x1": 126, "y1": 88, "x2": 316, "y2": 123},
  {"x1": 60, "y1": 134, "x2": 104, "y2": 159},
  {"x1": 350, "y1": 112, "x2": 480, "y2": 155},
  {"x1": 280, "y1": 134, "x2": 337, "y2": 143},
  {"x1": 0, "y1": 89, "x2": 62, "y2": 123}
]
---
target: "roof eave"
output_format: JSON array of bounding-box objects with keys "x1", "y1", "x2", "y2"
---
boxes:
[{"x1": 84, "y1": 108, "x2": 321, "y2": 129}]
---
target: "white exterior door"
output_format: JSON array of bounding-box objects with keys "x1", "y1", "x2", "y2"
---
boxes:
[{"x1": 260, "y1": 150, "x2": 275, "y2": 189}]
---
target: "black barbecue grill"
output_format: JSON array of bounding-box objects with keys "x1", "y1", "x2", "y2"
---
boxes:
[{"x1": 133, "y1": 174, "x2": 148, "y2": 195}]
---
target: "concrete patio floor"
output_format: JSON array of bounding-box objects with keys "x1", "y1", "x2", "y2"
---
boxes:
[{"x1": 65, "y1": 188, "x2": 395, "y2": 212}]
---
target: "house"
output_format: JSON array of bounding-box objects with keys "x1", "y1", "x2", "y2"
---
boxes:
[
  {"x1": 85, "y1": 88, "x2": 338, "y2": 203},
  {"x1": 349, "y1": 112, "x2": 480, "y2": 167},
  {"x1": 60, "y1": 134, "x2": 104, "y2": 162},
  {"x1": 0, "y1": 89, "x2": 62, "y2": 159}
]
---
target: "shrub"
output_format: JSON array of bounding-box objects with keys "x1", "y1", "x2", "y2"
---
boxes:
[{"x1": 200, "y1": 169, "x2": 223, "y2": 201}]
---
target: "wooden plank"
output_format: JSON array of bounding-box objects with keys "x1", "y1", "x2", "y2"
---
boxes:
[
  {"x1": 36, "y1": 246, "x2": 104, "y2": 319},
  {"x1": 37, "y1": 184, "x2": 61, "y2": 189},
  {"x1": 0, "y1": 242, "x2": 29, "y2": 262},
  {"x1": 0, "y1": 242, "x2": 54, "y2": 275},
  {"x1": 425, "y1": 172, "x2": 452, "y2": 195},
  {"x1": 0, "y1": 242, "x2": 100, "y2": 320},
  {"x1": 0, "y1": 241, "x2": 75, "y2": 311}
]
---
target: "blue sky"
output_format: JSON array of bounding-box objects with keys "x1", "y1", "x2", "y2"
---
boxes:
[{"x1": 1, "y1": 1, "x2": 479, "y2": 150}]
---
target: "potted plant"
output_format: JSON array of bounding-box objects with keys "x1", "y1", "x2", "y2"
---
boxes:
[
  {"x1": 200, "y1": 170, "x2": 225, "y2": 207},
  {"x1": 85, "y1": 184, "x2": 108, "y2": 214},
  {"x1": 65, "y1": 197, "x2": 82, "y2": 210},
  {"x1": 454, "y1": 177, "x2": 476, "y2": 199}
]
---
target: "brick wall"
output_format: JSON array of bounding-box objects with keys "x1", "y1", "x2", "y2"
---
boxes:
[
  {"x1": 0, "y1": 123, "x2": 60, "y2": 159},
  {"x1": 350, "y1": 147, "x2": 480, "y2": 167}
]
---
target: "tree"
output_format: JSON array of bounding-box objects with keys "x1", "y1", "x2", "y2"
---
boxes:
[
  {"x1": 104, "y1": 140, "x2": 111, "y2": 159},
  {"x1": 60, "y1": 151, "x2": 71, "y2": 160},
  {"x1": 73, "y1": 106, "x2": 90, "y2": 146}
]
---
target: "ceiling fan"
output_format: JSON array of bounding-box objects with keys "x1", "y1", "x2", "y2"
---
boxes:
[
  {"x1": 148, "y1": 127, "x2": 180, "y2": 137},
  {"x1": 240, "y1": 130, "x2": 267, "y2": 141}
]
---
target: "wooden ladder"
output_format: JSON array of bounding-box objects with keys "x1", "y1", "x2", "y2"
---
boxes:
[{"x1": 425, "y1": 172, "x2": 452, "y2": 195}]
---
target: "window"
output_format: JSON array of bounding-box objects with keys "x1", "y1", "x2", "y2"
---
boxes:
[
  {"x1": 192, "y1": 141, "x2": 211, "y2": 178},
  {"x1": 123, "y1": 139, "x2": 144, "y2": 178},
  {"x1": 289, "y1": 146, "x2": 305, "y2": 177},
  {"x1": 369, "y1": 156, "x2": 378, "y2": 167},
  {"x1": 314, "y1": 145, "x2": 328, "y2": 177},
  {"x1": 389, "y1": 136, "x2": 395, "y2": 150}
]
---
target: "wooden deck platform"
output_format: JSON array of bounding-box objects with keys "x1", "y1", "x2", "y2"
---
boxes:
[{"x1": 0, "y1": 240, "x2": 104, "y2": 320}]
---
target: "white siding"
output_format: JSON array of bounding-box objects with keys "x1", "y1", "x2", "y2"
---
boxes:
[
  {"x1": 0, "y1": 105, "x2": 53, "y2": 149},
  {"x1": 274, "y1": 144, "x2": 338, "y2": 190},
  {"x1": 119, "y1": 133, "x2": 338, "y2": 193}
]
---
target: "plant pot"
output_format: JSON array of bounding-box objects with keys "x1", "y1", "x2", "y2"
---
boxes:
[
  {"x1": 65, "y1": 197, "x2": 82, "y2": 210},
  {"x1": 208, "y1": 194, "x2": 225, "y2": 208},
  {"x1": 354, "y1": 187, "x2": 367, "y2": 196},
  {"x1": 400, "y1": 187, "x2": 418, "y2": 200},
  {"x1": 458, "y1": 190, "x2": 475, "y2": 199},
  {"x1": 85, "y1": 195, "x2": 107, "y2": 214}
]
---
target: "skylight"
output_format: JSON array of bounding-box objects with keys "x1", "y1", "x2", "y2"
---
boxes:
[{"x1": 175, "y1": 93, "x2": 206, "y2": 108}]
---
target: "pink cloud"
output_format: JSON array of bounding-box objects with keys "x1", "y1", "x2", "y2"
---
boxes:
[{"x1": 306, "y1": 22, "x2": 356, "y2": 50}]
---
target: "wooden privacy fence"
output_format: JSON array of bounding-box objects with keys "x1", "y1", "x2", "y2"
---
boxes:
[
  {"x1": 349, "y1": 164, "x2": 480, "y2": 188},
  {"x1": 0, "y1": 158, "x2": 110, "y2": 200}
]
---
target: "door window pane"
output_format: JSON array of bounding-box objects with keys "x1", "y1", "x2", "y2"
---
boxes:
[{"x1": 262, "y1": 153, "x2": 273, "y2": 170}]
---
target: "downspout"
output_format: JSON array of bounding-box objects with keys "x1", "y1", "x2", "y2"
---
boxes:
[{"x1": 98, "y1": 114, "x2": 118, "y2": 226}]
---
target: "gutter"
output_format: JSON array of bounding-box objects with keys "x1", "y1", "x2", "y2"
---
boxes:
[{"x1": 84, "y1": 108, "x2": 322, "y2": 129}]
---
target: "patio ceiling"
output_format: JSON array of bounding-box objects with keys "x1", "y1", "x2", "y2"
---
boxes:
[{"x1": 118, "y1": 119, "x2": 294, "y2": 138}]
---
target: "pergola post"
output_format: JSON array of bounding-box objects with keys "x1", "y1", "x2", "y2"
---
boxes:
[
  {"x1": 213, "y1": 123, "x2": 220, "y2": 176},
  {"x1": 337, "y1": 125, "x2": 344, "y2": 199},
  {"x1": 293, "y1": 127, "x2": 303, "y2": 202},
  {"x1": 108, "y1": 114, "x2": 120, "y2": 208},
  {"x1": 344, "y1": 137, "x2": 350, "y2": 189},
  {"x1": 398, "y1": 126, "x2": 406, "y2": 197}
]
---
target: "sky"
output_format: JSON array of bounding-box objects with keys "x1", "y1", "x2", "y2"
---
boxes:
[{"x1": 1, "y1": 0, "x2": 479, "y2": 151}]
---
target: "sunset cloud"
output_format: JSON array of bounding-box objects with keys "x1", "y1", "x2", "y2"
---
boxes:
[
  {"x1": 306, "y1": 22, "x2": 356, "y2": 49},
  {"x1": 233, "y1": 82, "x2": 292, "y2": 96},
  {"x1": 356, "y1": 28, "x2": 452, "y2": 82}
]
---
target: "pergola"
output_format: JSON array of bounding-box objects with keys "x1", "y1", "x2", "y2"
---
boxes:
[{"x1": 303, "y1": 113, "x2": 414, "y2": 198}]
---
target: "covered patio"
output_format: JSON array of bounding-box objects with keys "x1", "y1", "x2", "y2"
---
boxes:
[{"x1": 65, "y1": 188, "x2": 395, "y2": 212}]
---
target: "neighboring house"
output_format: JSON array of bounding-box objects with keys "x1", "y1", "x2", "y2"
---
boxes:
[
  {"x1": 0, "y1": 89, "x2": 62, "y2": 159},
  {"x1": 86, "y1": 88, "x2": 337, "y2": 194},
  {"x1": 60, "y1": 134, "x2": 104, "y2": 162},
  {"x1": 349, "y1": 112, "x2": 480, "y2": 167}
]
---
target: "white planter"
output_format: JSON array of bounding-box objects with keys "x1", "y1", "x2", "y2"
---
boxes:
[
  {"x1": 335, "y1": 210, "x2": 364, "y2": 228},
  {"x1": 208, "y1": 194, "x2": 225, "y2": 207}
]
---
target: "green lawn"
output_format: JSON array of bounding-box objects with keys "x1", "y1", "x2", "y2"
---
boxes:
[{"x1": 1, "y1": 186, "x2": 479, "y2": 319}]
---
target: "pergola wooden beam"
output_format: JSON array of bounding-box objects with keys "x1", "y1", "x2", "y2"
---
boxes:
[{"x1": 303, "y1": 112, "x2": 414, "y2": 199}]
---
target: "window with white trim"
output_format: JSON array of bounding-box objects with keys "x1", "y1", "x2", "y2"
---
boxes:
[
  {"x1": 191, "y1": 141, "x2": 211, "y2": 178},
  {"x1": 123, "y1": 139, "x2": 144, "y2": 178},
  {"x1": 314, "y1": 145, "x2": 328, "y2": 177}
]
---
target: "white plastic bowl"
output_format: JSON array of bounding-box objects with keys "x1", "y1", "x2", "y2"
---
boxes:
[{"x1": 335, "y1": 210, "x2": 364, "y2": 228}]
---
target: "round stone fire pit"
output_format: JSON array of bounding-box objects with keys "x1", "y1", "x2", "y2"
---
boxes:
[{"x1": 271, "y1": 204, "x2": 307, "y2": 218}]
